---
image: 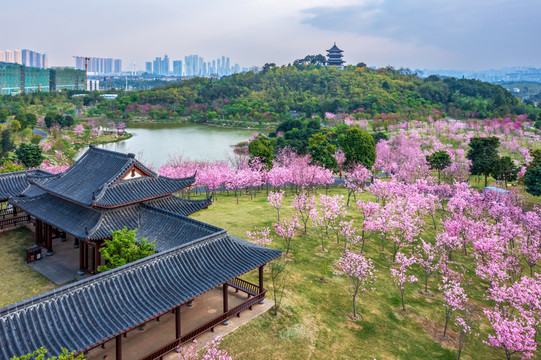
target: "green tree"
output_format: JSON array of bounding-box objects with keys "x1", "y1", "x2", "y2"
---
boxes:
[
  {"x1": 0, "y1": 160, "x2": 24, "y2": 174},
  {"x1": 0, "y1": 130, "x2": 15, "y2": 158},
  {"x1": 466, "y1": 137, "x2": 500, "y2": 187},
  {"x1": 371, "y1": 132, "x2": 388, "y2": 144},
  {"x1": 10, "y1": 120, "x2": 21, "y2": 132},
  {"x1": 426, "y1": 150, "x2": 452, "y2": 184},
  {"x1": 98, "y1": 227, "x2": 156, "y2": 272},
  {"x1": 44, "y1": 111, "x2": 58, "y2": 128},
  {"x1": 0, "y1": 109, "x2": 9, "y2": 122},
  {"x1": 30, "y1": 133, "x2": 44, "y2": 144},
  {"x1": 9, "y1": 347, "x2": 84, "y2": 360},
  {"x1": 491, "y1": 156, "x2": 519, "y2": 188},
  {"x1": 307, "y1": 132, "x2": 337, "y2": 170},
  {"x1": 248, "y1": 136, "x2": 274, "y2": 168},
  {"x1": 15, "y1": 113, "x2": 28, "y2": 129},
  {"x1": 64, "y1": 115, "x2": 74, "y2": 128},
  {"x1": 524, "y1": 166, "x2": 541, "y2": 197},
  {"x1": 25, "y1": 113, "x2": 38, "y2": 128},
  {"x1": 15, "y1": 143, "x2": 44, "y2": 168},
  {"x1": 341, "y1": 128, "x2": 376, "y2": 169}
]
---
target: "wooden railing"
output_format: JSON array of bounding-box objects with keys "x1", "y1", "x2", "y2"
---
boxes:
[
  {"x1": 139, "y1": 289, "x2": 267, "y2": 360},
  {"x1": 0, "y1": 208, "x2": 14, "y2": 219},
  {"x1": 0, "y1": 214, "x2": 31, "y2": 230},
  {"x1": 227, "y1": 277, "x2": 260, "y2": 297}
]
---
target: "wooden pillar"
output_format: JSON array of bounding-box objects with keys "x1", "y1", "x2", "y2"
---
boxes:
[
  {"x1": 83, "y1": 242, "x2": 88, "y2": 271},
  {"x1": 78, "y1": 240, "x2": 85, "y2": 275},
  {"x1": 96, "y1": 243, "x2": 102, "y2": 273},
  {"x1": 175, "y1": 305, "x2": 181, "y2": 339},
  {"x1": 90, "y1": 243, "x2": 96, "y2": 274},
  {"x1": 45, "y1": 224, "x2": 53, "y2": 256},
  {"x1": 258, "y1": 265, "x2": 265, "y2": 304},
  {"x1": 223, "y1": 283, "x2": 229, "y2": 313},
  {"x1": 115, "y1": 335, "x2": 122, "y2": 360},
  {"x1": 34, "y1": 219, "x2": 40, "y2": 245},
  {"x1": 259, "y1": 265, "x2": 264, "y2": 294},
  {"x1": 223, "y1": 283, "x2": 230, "y2": 325}
]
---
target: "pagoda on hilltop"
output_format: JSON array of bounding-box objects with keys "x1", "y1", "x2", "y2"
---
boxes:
[{"x1": 326, "y1": 42, "x2": 345, "y2": 68}]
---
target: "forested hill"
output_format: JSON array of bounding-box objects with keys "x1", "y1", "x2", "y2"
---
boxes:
[{"x1": 109, "y1": 64, "x2": 537, "y2": 123}]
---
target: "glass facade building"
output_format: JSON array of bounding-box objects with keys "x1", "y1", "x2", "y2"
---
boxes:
[{"x1": 0, "y1": 61, "x2": 85, "y2": 95}]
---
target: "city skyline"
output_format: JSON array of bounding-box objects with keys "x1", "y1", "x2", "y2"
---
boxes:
[{"x1": 1, "y1": 0, "x2": 540, "y2": 71}]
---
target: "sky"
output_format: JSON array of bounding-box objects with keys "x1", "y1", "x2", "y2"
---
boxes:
[{"x1": 1, "y1": 0, "x2": 540, "y2": 71}]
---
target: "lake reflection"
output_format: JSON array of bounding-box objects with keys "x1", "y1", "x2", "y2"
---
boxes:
[{"x1": 79, "y1": 123, "x2": 255, "y2": 168}]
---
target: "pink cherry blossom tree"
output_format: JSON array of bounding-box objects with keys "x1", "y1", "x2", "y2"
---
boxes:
[
  {"x1": 483, "y1": 307, "x2": 537, "y2": 360},
  {"x1": 274, "y1": 215, "x2": 299, "y2": 255},
  {"x1": 246, "y1": 227, "x2": 273, "y2": 247},
  {"x1": 335, "y1": 250, "x2": 377, "y2": 319},
  {"x1": 440, "y1": 272, "x2": 468, "y2": 338},
  {"x1": 73, "y1": 124, "x2": 85, "y2": 137},
  {"x1": 416, "y1": 239, "x2": 441, "y2": 293},
  {"x1": 268, "y1": 190, "x2": 285, "y2": 222},
  {"x1": 391, "y1": 252, "x2": 418, "y2": 311},
  {"x1": 291, "y1": 191, "x2": 316, "y2": 234},
  {"x1": 319, "y1": 194, "x2": 347, "y2": 244}
]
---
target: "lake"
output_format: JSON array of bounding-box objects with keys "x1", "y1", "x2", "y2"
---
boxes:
[{"x1": 78, "y1": 123, "x2": 256, "y2": 168}]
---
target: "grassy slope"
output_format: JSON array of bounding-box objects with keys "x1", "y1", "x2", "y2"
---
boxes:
[
  {"x1": 0, "y1": 227, "x2": 57, "y2": 308},
  {"x1": 190, "y1": 188, "x2": 506, "y2": 360}
]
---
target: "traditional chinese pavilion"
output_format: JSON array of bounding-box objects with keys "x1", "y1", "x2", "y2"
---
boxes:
[
  {"x1": 0, "y1": 146, "x2": 281, "y2": 359},
  {"x1": 326, "y1": 42, "x2": 345, "y2": 67}
]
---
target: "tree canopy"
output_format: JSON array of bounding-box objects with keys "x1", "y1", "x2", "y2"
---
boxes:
[{"x1": 98, "y1": 227, "x2": 156, "y2": 272}]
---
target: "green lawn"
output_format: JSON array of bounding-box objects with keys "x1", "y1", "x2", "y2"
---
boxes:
[
  {"x1": 0, "y1": 187, "x2": 536, "y2": 359},
  {"x1": 0, "y1": 227, "x2": 57, "y2": 308},
  {"x1": 190, "y1": 188, "x2": 509, "y2": 360}
]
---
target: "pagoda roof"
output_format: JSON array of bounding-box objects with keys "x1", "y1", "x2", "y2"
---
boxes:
[
  {"x1": 326, "y1": 43, "x2": 343, "y2": 53},
  {"x1": 0, "y1": 233, "x2": 281, "y2": 358},
  {"x1": 9, "y1": 192, "x2": 220, "y2": 248},
  {"x1": 25, "y1": 146, "x2": 195, "y2": 208},
  {"x1": 0, "y1": 169, "x2": 50, "y2": 201}
]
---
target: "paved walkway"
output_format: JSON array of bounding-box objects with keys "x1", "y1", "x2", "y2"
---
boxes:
[
  {"x1": 85, "y1": 286, "x2": 273, "y2": 360},
  {"x1": 27, "y1": 234, "x2": 87, "y2": 285}
]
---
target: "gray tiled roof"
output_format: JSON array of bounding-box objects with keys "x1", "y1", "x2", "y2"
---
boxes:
[
  {"x1": 0, "y1": 169, "x2": 50, "y2": 201},
  {"x1": 0, "y1": 234, "x2": 281, "y2": 359},
  {"x1": 92, "y1": 175, "x2": 195, "y2": 208},
  {"x1": 26, "y1": 146, "x2": 194, "y2": 207},
  {"x1": 144, "y1": 196, "x2": 212, "y2": 216},
  {"x1": 9, "y1": 193, "x2": 222, "y2": 249}
]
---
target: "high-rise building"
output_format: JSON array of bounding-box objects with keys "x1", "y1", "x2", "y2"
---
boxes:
[
  {"x1": 173, "y1": 60, "x2": 183, "y2": 76},
  {"x1": 163, "y1": 54, "x2": 170, "y2": 75},
  {"x1": 14, "y1": 50, "x2": 22, "y2": 64},
  {"x1": 114, "y1": 59, "x2": 122, "y2": 73},
  {"x1": 75, "y1": 56, "x2": 121, "y2": 74},
  {"x1": 145, "y1": 61, "x2": 152, "y2": 73},
  {"x1": 5, "y1": 50, "x2": 13, "y2": 63},
  {"x1": 0, "y1": 51, "x2": 3, "y2": 62}
]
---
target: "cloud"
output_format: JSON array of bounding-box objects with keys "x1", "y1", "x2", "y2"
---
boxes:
[
  {"x1": 299, "y1": 0, "x2": 541, "y2": 68},
  {"x1": 1, "y1": 0, "x2": 540, "y2": 69}
]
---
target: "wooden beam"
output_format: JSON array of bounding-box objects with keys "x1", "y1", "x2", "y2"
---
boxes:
[
  {"x1": 116, "y1": 335, "x2": 122, "y2": 360},
  {"x1": 175, "y1": 306, "x2": 181, "y2": 339}
]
